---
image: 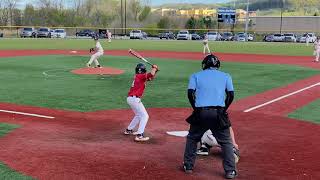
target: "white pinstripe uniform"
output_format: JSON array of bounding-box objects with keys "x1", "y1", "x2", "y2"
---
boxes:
[
  {"x1": 203, "y1": 34, "x2": 211, "y2": 55},
  {"x1": 87, "y1": 40, "x2": 103, "y2": 67},
  {"x1": 314, "y1": 38, "x2": 320, "y2": 62}
]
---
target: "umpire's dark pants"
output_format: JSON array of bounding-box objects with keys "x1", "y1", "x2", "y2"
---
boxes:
[{"x1": 183, "y1": 108, "x2": 236, "y2": 172}]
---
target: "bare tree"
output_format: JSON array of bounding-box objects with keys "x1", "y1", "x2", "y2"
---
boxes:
[{"x1": 0, "y1": 0, "x2": 19, "y2": 25}]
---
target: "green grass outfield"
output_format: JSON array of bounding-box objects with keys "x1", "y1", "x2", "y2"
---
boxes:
[
  {"x1": 0, "y1": 39, "x2": 315, "y2": 56},
  {"x1": 0, "y1": 55, "x2": 318, "y2": 112},
  {"x1": 0, "y1": 123, "x2": 34, "y2": 180},
  {"x1": 289, "y1": 99, "x2": 320, "y2": 124}
]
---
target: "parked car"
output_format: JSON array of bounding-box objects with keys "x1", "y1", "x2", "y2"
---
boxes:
[
  {"x1": 263, "y1": 34, "x2": 274, "y2": 42},
  {"x1": 76, "y1": 29, "x2": 95, "y2": 37},
  {"x1": 20, "y1": 27, "x2": 37, "y2": 38},
  {"x1": 299, "y1": 33, "x2": 317, "y2": 43},
  {"x1": 234, "y1": 32, "x2": 247, "y2": 41},
  {"x1": 206, "y1": 31, "x2": 221, "y2": 41},
  {"x1": 142, "y1": 32, "x2": 148, "y2": 39},
  {"x1": 221, "y1": 32, "x2": 234, "y2": 41},
  {"x1": 296, "y1": 34, "x2": 302, "y2": 42},
  {"x1": 177, "y1": 30, "x2": 191, "y2": 40},
  {"x1": 272, "y1": 34, "x2": 285, "y2": 42},
  {"x1": 283, "y1": 33, "x2": 296, "y2": 42},
  {"x1": 129, "y1": 30, "x2": 145, "y2": 39},
  {"x1": 191, "y1": 33, "x2": 201, "y2": 40},
  {"x1": 236, "y1": 34, "x2": 247, "y2": 42},
  {"x1": 159, "y1": 31, "x2": 175, "y2": 39},
  {"x1": 52, "y1": 29, "x2": 66, "y2": 38},
  {"x1": 37, "y1": 27, "x2": 51, "y2": 38},
  {"x1": 97, "y1": 29, "x2": 108, "y2": 39},
  {"x1": 247, "y1": 34, "x2": 254, "y2": 41}
]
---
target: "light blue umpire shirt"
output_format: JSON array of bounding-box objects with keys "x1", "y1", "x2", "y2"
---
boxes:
[{"x1": 188, "y1": 68, "x2": 234, "y2": 107}]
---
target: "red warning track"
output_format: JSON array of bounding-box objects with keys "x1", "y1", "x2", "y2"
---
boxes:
[
  {"x1": 0, "y1": 50, "x2": 319, "y2": 180},
  {"x1": 0, "y1": 49, "x2": 319, "y2": 69}
]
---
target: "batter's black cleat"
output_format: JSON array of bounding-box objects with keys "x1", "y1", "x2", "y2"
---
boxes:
[
  {"x1": 225, "y1": 170, "x2": 237, "y2": 179},
  {"x1": 183, "y1": 163, "x2": 193, "y2": 174},
  {"x1": 95, "y1": 65, "x2": 102, "y2": 68},
  {"x1": 124, "y1": 129, "x2": 133, "y2": 135},
  {"x1": 196, "y1": 146, "x2": 209, "y2": 156}
]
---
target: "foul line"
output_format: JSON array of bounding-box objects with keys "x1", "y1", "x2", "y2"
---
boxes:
[
  {"x1": 0, "y1": 109, "x2": 55, "y2": 119},
  {"x1": 244, "y1": 82, "x2": 320, "y2": 113}
]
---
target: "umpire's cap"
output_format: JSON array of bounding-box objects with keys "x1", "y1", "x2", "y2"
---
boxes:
[
  {"x1": 202, "y1": 53, "x2": 220, "y2": 70},
  {"x1": 135, "y1": 63, "x2": 147, "y2": 74}
]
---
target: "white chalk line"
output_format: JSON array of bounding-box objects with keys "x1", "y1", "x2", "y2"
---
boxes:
[
  {"x1": 0, "y1": 109, "x2": 55, "y2": 119},
  {"x1": 42, "y1": 68, "x2": 75, "y2": 78},
  {"x1": 244, "y1": 82, "x2": 320, "y2": 113}
]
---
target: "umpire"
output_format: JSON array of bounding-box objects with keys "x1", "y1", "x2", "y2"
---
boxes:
[{"x1": 183, "y1": 54, "x2": 237, "y2": 179}]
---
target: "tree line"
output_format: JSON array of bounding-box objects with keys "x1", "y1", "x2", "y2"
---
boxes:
[
  {"x1": 235, "y1": 0, "x2": 319, "y2": 15},
  {"x1": 0, "y1": 0, "x2": 152, "y2": 28}
]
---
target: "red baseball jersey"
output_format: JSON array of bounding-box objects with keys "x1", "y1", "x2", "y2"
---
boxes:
[{"x1": 128, "y1": 73, "x2": 154, "y2": 98}]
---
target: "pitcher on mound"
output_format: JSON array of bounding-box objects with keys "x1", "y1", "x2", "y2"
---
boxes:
[{"x1": 87, "y1": 35, "x2": 103, "y2": 68}]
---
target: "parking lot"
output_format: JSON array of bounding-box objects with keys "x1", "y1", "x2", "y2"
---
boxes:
[{"x1": 0, "y1": 27, "x2": 317, "y2": 44}]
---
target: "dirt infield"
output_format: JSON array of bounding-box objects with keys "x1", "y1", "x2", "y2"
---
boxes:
[
  {"x1": 71, "y1": 67, "x2": 124, "y2": 75},
  {"x1": 0, "y1": 49, "x2": 319, "y2": 69},
  {"x1": 0, "y1": 50, "x2": 319, "y2": 180}
]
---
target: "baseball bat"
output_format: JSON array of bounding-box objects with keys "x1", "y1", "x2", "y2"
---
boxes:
[{"x1": 128, "y1": 49, "x2": 153, "y2": 66}]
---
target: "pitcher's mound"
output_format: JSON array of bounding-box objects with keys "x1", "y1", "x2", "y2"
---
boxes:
[{"x1": 71, "y1": 67, "x2": 124, "y2": 75}]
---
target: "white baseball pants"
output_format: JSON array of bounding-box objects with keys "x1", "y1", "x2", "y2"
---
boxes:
[
  {"x1": 87, "y1": 51, "x2": 103, "y2": 66},
  {"x1": 315, "y1": 50, "x2": 320, "y2": 62},
  {"x1": 203, "y1": 44, "x2": 211, "y2": 54},
  {"x1": 127, "y1": 96, "x2": 149, "y2": 134}
]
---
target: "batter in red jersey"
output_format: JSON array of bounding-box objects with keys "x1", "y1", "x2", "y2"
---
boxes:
[{"x1": 124, "y1": 63, "x2": 159, "y2": 142}]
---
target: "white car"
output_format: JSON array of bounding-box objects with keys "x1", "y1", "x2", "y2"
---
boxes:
[
  {"x1": 130, "y1": 30, "x2": 144, "y2": 39},
  {"x1": 283, "y1": 33, "x2": 296, "y2": 42},
  {"x1": 177, "y1": 30, "x2": 191, "y2": 40},
  {"x1": 247, "y1": 34, "x2": 254, "y2": 41},
  {"x1": 272, "y1": 34, "x2": 285, "y2": 42},
  {"x1": 299, "y1": 33, "x2": 317, "y2": 43},
  {"x1": 52, "y1": 29, "x2": 66, "y2": 38},
  {"x1": 236, "y1": 34, "x2": 247, "y2": 42},
  {"x1": 206, "y1": 32, "x2": 221, "y2": 41}
]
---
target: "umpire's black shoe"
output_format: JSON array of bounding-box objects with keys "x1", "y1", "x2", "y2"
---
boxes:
[
  {"x1": 225, "y1": 170, "x2": 237, "y2": 179},
  {"x1": 183, "y1": 163, "x2": 193, "y2": 174}
]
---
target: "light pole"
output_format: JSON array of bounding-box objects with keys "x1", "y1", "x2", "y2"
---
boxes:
[
  {"x1": 244, "y1": 0, "x2": 250, "y2": 34},
  {"x1": 121, "y1": 0, "x2": 123, "y2": 35},
  {"x1": 125, "y1": 0, "x2": 127, "y2": 35},
  {"x1": 280, "y1": 0, "x2": 284, "y2": 34}
]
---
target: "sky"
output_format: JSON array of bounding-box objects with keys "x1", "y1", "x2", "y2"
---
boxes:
[{"x1": 18, "y1": 0, "x2": 230, "y2": 8}]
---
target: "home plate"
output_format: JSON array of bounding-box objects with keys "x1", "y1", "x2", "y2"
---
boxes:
[{"x1": 166, "y1": 131, "x2": 188, "y2": 137}]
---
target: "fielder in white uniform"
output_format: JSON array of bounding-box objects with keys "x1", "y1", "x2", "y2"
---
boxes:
[
  {"x1": 306, "y1": 33, "x2": 310, "y2": 46},
  {"x1": 87, "y1": 36, "x2": 103, "y2": 68},
  {"x1": 314, "y1": 37, "x2": 320, "y2": 62},
  {"x1": 203, "y1": 34, "x2": 211, "y2": 55},
  {"x1": 107, "y1": 30, "x2": 112, "y2": 43}
]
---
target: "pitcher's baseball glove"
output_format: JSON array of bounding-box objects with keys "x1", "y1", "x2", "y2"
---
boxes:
[{"x1": 89, "y1": 48, "x2": 95, "y2": 53}]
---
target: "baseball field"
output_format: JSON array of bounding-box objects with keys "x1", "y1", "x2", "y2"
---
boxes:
[{"x1": 0, "y1": 39, "x2": 319, "y2": 180}]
